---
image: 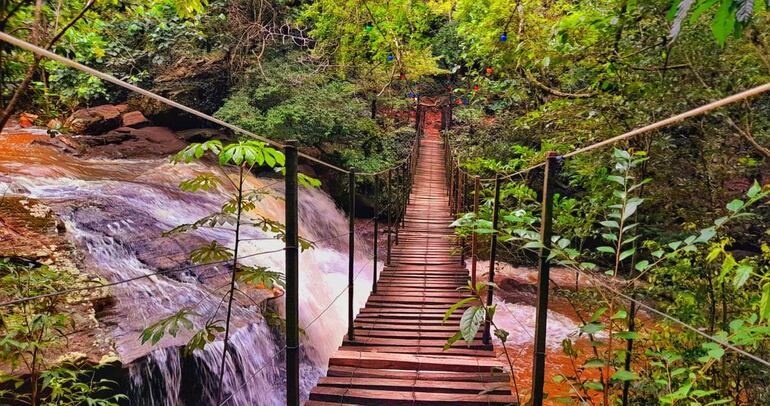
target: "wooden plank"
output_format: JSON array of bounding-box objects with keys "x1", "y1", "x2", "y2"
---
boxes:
[
  {"x1": 328, "y1": 351, "x2": 502, "y2": 372},
  {"x1": 316, "y1": 377, "x2": 511, "y2": 394},
  {"x1": 308, "y1": 119, "x2": 515, "y2": 405},
  {"x1": 325, "y1": 366, "x2": 508, "y2": 382},
  {"x1": 309, "y1": 386, "x2": 513, "y2": 405}
]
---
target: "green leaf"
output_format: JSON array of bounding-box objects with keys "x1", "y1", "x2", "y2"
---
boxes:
[
  {"x1": 747, "y1": 181, "x2": 762, "y2": 198},
  {"x1": 701, "y1": 342, "x2": 725, "y2": 360},
  {"x1": 611, "y1": 370, "x2": 639, "y2": 381},
  {"x1": 443, "y1": 331, "x2": 463, "y2": 350},
  {"x1": 711, "y1": 0, "x2": 737, "y2": 46},
  {"x1": 611, "y1": 310, "x2": 628, "y2": 320},
  {"x1": 714, "y1": 216, "x2": 729, "y2": 227},
  {"x1": 583, "y1": 358, "x2": 605, "y2": 368},
  {"x1": 460, "y1": 305, "x2": 485, "y2": 344},
  {"x1": 613, "y1": 331, "x2": 641, "y2": 340},
  {"x1": 590, "y1": 307, "x2": 608, "y2": 322},
  {"x1": 634, "y1": 260, "x2": 650, "y2": 271},
  {"x1": 583, "y1": 381, "x2": 604, "y2": 391},
  {"x1": 619, "y1": 247, "x2": 636, "y2": 261},
  {"x1": 237, "y1": 265, "x2": 285, "y2": 289},
  {"x1": 189, "y1": 240, "x2": 233, "y2": 264},
  {"x1": 760, "y1": 283, "x2": 770, "y2": 321},
  {"x1": 733, "y1": 264, "x2": 752, "y2": 288},
  {"x1": 600, "y1": 220, "x2": 619, "y2": 229},
  {"x1": 622, "y1": 198, "x2": 644, "y2": 221},
  {"x1": 607, "y1": 175, "x2": 626, "y2": 185},
  {"x1": 581, "y1": 323, "x2": 605, "y2": 335},
  {"x1": 444, "y1": 297, "x2": 476, "y2": 323},
  {"x1": 597, "y1": 246, "x2": 615, "y2": 254},
  {"x1": 522, "y1": 241, "x2": 543, "y2": 249},
  {"x1": 726, "y1": 199, "x2": 745, "y2": 212},
  {"x1": 180, "y1": 173, "x2": 221, "y2": 192}
]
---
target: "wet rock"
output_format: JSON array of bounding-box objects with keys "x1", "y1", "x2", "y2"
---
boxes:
[
  {"x1": 81, "y1": 126, "x2": 188, "y2": 159},
  {"x1": 121, "y1": 110, "x2": 150, "y2": 128},
  {"x1": 75, "y1": 130, "x2": 135, "y2": 147},
  {"x1": 0, "y1": 175, "x2": 29, "y2": 194},
  {"x1": 129, "y1": 55, "x2": 230, "y2": 129},
  {"x1": 0, "y1": 197, "x2": 60, "y2": 259},
  {"x1": 65, "y1": 104, "x2": 123, "y2": 135}
]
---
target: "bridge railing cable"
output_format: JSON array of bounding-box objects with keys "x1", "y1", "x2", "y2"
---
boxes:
[
  {"x1": 440, "y1": 80, "x2": 770, "y2": 402},
  {"x1": 0, "y1": 31, "x2": 428, "y2": 405}
]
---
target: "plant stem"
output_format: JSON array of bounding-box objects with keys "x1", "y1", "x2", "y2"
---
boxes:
[{"x1": 216, "y1": 164, "x2": 245, "y2": 404}]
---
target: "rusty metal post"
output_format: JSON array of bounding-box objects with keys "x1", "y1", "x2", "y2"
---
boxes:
[
  {"x1": 284, "y1": 140, "x2": 299, "y2": 406},
  {"x1": 448, "y1": 162, "x2": 453, "y2": 210},
  {"x1": 372, "y1": 174, "x2": 379, "y2": 294},
  {"x1": 347, "y1": 170, "x2": 356, "y2": 341},
  {"x1": 458, "y1": 171, "x2": 465, "y2": 265},
  {"x1": 482, "y1": 174, "x2": 501, "y2": 344},
  {"x1": 471, "y1": 176, "x2": 480, "y2": 286},
  {"x1": 386, "y1": 169, "x2": 392, "y2": 265},
  {"x1": 531, "y1": 152, "x2": 558, "y2": 406}
]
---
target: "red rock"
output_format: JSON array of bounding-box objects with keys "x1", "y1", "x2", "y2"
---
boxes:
[
  {"x1": 120, "y1": 111, "x2": 150, "y2": 128},
  {"x1": 64, "y1": 105, "x2": 122, "y2": 134}
]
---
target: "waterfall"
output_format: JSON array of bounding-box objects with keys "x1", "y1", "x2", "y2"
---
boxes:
[{"x1": 0, "y1": 128, "x2": 376, "y2": 404}]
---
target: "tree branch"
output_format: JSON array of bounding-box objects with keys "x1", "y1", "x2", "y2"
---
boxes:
[
  {"x1": 522, "y1": 69, "x2": 597, "y2": 99},
  {"x1": 0, "y1": 0, "x2": 95, "y2": 130}
]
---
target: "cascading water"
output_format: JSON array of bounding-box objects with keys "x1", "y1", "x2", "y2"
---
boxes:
[
  {"x1": 0, "y1": 127, "x2": 375, "y2": 404},
  {"x1": 1, "y1": 126, "x2": 592, "y2": 404}
]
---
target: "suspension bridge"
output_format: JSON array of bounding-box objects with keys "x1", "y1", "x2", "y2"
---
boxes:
[
  {"x1": 306, "y1": 111, "x2": 513, "y2": 405},
  {"x1": 2, "y1": 31, "x2": 770, "y2": 406}
]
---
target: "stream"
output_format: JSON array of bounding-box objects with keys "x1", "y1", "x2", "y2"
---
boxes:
[{"x1": 0, "y1": 126, "x2": 587, "y2": 404}]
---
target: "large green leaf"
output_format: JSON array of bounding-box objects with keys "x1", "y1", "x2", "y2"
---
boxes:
[
  {"x1": 711, "y1": 0, "x2": 737, "y2": 46},
  {"x1": 459, "y1": 305, "x2": 485, "y2": 344}
]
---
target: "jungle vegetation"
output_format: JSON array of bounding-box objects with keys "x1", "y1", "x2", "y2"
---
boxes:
[{"x1": 1, "y1": 0, "x2": 770, "y2": 404}]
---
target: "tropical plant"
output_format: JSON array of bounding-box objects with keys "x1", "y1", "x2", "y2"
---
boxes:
[
  {"x1": 0, "y1": 259, "x2": 125, "y2": 405},
  {"x1": 138, "y1": 139, "x2": 318, "y2": 401}
]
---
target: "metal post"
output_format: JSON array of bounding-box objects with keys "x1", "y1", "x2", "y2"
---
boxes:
[
  {"x1": 471, "y1": 176, "x2": 480, "y2": 286},
  {"x1": 386, "y1": 170, "x2": 392, "y2": 265},
  {"x1": 531, "y1": 152, "x2": 558, "y2": 406},
  {"x1": 394, "y1": 167, "x2": 400, "y2": 245},
  {"x1": 458, "y1": 171, "x2": 465, "y2": 265},
  {"x1": 482, "y1": 174, "x2": 501, "y2": 344},
  {"x1": 372, "y1": 175, "x2": 379, "y2": 294},
  {"x1": 284, "y1": 140, "x2": 299, "y2": 406},
  {"x1": 371, "y1": 97, "x2": 377, "y2": 119},
  {"x1": 415, "y1": 101, "x2": 421, "y2": 134},
  {"x1": 622, "y1": 293, "x2": 637, "y2": 405},
  {"x1": 347, "y1": 170, "x2": 356, "y2": 341},
  {"x1": 449, "y1": 161, "x2": 455, "y2": 210}
]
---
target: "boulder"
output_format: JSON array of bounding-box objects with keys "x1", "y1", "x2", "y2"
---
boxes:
[
  {"x1": 65, "y1": 105, "x2": 122, "y2": 135},
  {"x1": 75, "y1": 130, "x2": 134, "y2": 147},
  {"x1": 120, "y1": 111, "x2": 150, "y2": 128},
  {"x1": 128, "y1": 54, "x2": 230, "y2": 129},
  {"x1": 79, "y1": 126, "x2": 188, "y2": 159}
]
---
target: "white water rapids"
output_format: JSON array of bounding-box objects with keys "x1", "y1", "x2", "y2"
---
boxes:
[
  {"x1": 0, "y1": 127, "x2": 584, "y2": 404},
  {"x1": 0, "y1": 127, "x2": 375, "y2": 404}
]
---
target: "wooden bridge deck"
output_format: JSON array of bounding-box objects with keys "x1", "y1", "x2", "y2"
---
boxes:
[{"x1": 307, "y1": 114, "x2": 513, "y2": 405}]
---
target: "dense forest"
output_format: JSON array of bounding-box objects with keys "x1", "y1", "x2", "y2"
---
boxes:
[{"x1": 1, "y1": 0, "x2": 770, "y2": 405}]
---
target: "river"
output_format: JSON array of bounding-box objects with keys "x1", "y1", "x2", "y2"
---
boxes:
[{"x1": 0, "y1": 126, "x2": 588, "y2": 405}]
